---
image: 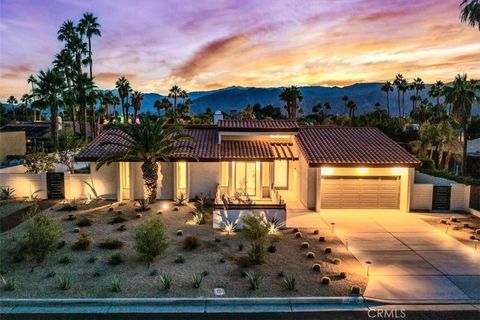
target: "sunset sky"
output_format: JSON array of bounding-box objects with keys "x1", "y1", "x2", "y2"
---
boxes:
[{"x1": 1, "y1": 0, "x2": 479, "y2": 99}]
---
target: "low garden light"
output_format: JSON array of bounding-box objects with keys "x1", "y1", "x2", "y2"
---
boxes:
[
  {"x1": 345, "y1": 238, "x2": 349, "y2": 251},
  {"x1": 474, "y1": 239, "x2": 479, "y2": 251},
  {"x1": 366, "y1": 261, "x2": 372, "y2": 277},
  {"x1": 445, "y1": 222, "x2": 451, "y2": 234},
  {"x1": 331, "y1": 222, "x2": 335, "y2": 233}
]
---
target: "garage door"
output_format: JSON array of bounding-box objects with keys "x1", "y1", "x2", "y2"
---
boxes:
[{"x1": 320, "y1": 176, "x2": 400, "y2": 209}]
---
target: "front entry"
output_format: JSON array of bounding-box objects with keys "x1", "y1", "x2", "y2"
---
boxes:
[{"x1": 119, "y1": 162, "x2": 130, "y2": 200}]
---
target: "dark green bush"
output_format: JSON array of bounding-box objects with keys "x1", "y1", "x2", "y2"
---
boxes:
[
  {"x1": 109, "y1": 216, "x2": 127, "y2": 224},
  {"x1": 76, "y1": 217, "x2": 92, "y2": 227},
  {"x1": 22, "y1": 212, "x2": 63, "y2": 263},
  {"x1": 182, "y1": 234, "x2": 201, "y2": 250},
  {"x1": 109, "y1": 253, "x2": 124, "y2": 265},
  {"x1": 135, "y1": 219, "x2": 169, "y2": 268},
  {"x1": 99, "y1": 238, "x2": 124, "y2": 250},
  {"x1": 72, "y1": 232, "x2": 92, "y2": 250}
]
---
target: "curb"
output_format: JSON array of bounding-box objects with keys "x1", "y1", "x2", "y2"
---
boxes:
[{"x1": 364, "y1": 296, "x2": 480, "y2": 305}]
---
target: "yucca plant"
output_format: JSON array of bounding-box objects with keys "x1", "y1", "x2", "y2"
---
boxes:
[
  {"x1": 245, "y1": 272, "x2": 262, "y2": 291},
  {"x1": 159, "y1": 274, "x2": 172, "y2": 290},
  {"x1": 223, "y1": 219, "x2": 237, "y2": 235},
  {"x1": 57, "y1": 275, "x2": 71, "y2": 290},
  {"x1": 175, "y1": 193, "x2": 187, "y2": 206},
  {"x1": 0, "y1": 187, "x2": 15, "y2": 200},
  {"x1": 111, "y1": 275, "x2": 121, "y2": 292},
  {"x1": 282, "y1": 275, "x2": 296, "y2": 291},
  {"x1": 192, "y1": 273, "x2": 203, "y2": 288},
  {"x1": 2, "y1": 276, "x2": 15, "y2": 291}
]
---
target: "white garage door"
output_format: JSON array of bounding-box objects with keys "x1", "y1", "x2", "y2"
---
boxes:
[{"x1": 320, "y1": 176, "x2": 400, "y2": 209}]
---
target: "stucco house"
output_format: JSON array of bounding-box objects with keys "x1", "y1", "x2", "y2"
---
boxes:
[{"x1": 74, "y1": 118, "x2": 421, "y2": 225}]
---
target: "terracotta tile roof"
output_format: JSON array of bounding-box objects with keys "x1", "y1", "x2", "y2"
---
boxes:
[
  {"x1": 221, "y1": 140, "x2": 274, "y2": 160},
  {"x1": 75, "y1": 128, "x2": 219, "y2": 161},
  {"x1": 296, "y1": 127, "x2": 420, "y2": 167},
  {"x1": 218, "y1": 120, "x2": 298, "y2": 131}
]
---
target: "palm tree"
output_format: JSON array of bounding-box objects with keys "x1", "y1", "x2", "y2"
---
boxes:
[
  {"x1": 131, "y1": 90, "x2": 144, "y2": 122},
  {"x1": 241, "y1": 105, "x2": 256, "y2": 120},
  {"x1": 7, "y1": 96, "x2": 18, "y2": 121},
  {"x1": 154, "y1": 98, "x2": 172, "y2": 117},
  {"x1": 73, "y1": 72, "x2": 97, "y2": 138},
  {"x1": 460, "y1": 0, "x2": 480, "y2": 29},
  {"x1": 279, "y1": 86, "x2": 303, "y2": 120},
  {"x1": 411, "y1": 99, "x2": 433, "y2": 127},
  {"x1": 381, "y1": 81, "x2": 393, "y2": 116},
  {"x1": 53, "y1": 49, "x2": 76, "y2": 124},
  {"x1": 102, "y1": 91, "x2": 114, "y2": 119},
  {"x1": 411, "y1": 77, "x2": 425, "y2": 110},
  {"x1": 30, "y1": 69, "x2": 67, "y2": 148},
  {"x1": 437, "y1": 121, "x2": 462, "y2": 170},
  {"x1": 393, "y1": 74, "x2": 405, "y2": 117},
  {"x1": 115, "y1": 76, "x2": 132, "y2": 122},
  {"x1": 346, "y1": 100, "x2": 357, "y2": 118},
  {"x1": 341, "y1": 95, "x2": 349, "y2": 115},
  {"x1": 428, "y1": 80, "x2": 445, "y2": 106},
  {"x1": 443, "y1": 73, "x2": 479, "y2": 174},
  {"x1": 20, "y1": 94, "x2": 31, "y2": 121},
  {"x1": 112, "y1": 95, "x2": 120, "y2": 120},
  {"x1": 168, "y1": 85, "x2": 182, "y2": 113},
  {"x1": 77, "y1": 13, "x2": 101, "y2": 79},
  {"x1": 96, "y1": 115, "x2": 193, "y2": 202},
  {"x1": 27, "y1": 75, "x2": 37, "y2": 121}
]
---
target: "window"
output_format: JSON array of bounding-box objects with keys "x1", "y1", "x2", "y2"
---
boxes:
[
  {"x1": 262, "y1": 162, "x2": 270, "y2": 187},
  {"x1": 221, "y1": 162, "x2": 229, "y2": 187},
  {"x1": 177, "y1": 162, "x2": 187, "y2": 190},
  {"x1": 274, "y1": 160, "x2": 288, "y2": 188}
]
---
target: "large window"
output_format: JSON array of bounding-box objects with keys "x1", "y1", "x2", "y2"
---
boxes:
[
  {"x1": 235, "y1": 162, "x2": 256, "y2": 196},
  {"x1": 274, "y1": 160, "x2": 288, "y2": 189},
  {"x1": 262, "y1": 162, "x2": 270, "y2": 187},
  {"x1": 221, "y1": 162, "x2": 229, "y2": 187}
]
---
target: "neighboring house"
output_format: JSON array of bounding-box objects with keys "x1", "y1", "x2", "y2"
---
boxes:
[
  {"x1": 0, "y1": 131, "x2": 26, "y2": 162},
  {"x1": 467, "y1": 138, "x2": 480, "y2": 178},
  {"x1": 75, "y1": 118, "x2": 421, "y2": 217},
  {"x1": 0, "y1": 122, "x2": 50, "y2": 152}
]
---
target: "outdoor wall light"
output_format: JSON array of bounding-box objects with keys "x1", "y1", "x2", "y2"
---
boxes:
[
  {"x1": 321, "y1": 167, "x2": 333, "y2": 175},
  {"x1": 357, "y1": 167, "x2": 368, "y2": 175},
  {"x1": 391, "y1": 167, "x2": 404, "y2": 175}
]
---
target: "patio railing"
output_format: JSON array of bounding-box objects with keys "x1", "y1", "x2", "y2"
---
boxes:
[{"x1": 214, "y1": 183, "x2": 286, "y2": 211}]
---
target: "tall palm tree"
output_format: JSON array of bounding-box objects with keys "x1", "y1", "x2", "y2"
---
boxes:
[
  {"x1": 115, "y1": 76, "x2": 132, "y2": 122},
  {"x1": 381, "y1": 81, "x2": 393, "y2": 116},
  {"x1": 73, "y1": 73, "x2": 97, "y2": 138},
  {"x1": 112, "y1": 95, "x2": 120, "y2": 120},
  {"x1": 460, "y1": 0, "x2": 480, "y2": 29},
  {"x1": 131, "y1": 90, "x2": 144, "y2": 122},
  {"x1": 102, "y1": 91, "x2": 114, "y2": 119},
  {"x1": 30, "y1": 69, "x2": 67, "y2": 148},
  {"x1": 53, "y1": 49, "x2": 76, "y2": 124},
  {"x1": 279, "y1": 86, "x2": 303, "y2": 121},
  {"x1": 443, "y1": 73, "x2": 479, "y2": 174},
  {"x1": 393, "y1": 74, "x2": 406, "y2": 117},
  {"x1": 7, "y1": 96, "x2": 18, "y2": 121},
  {"x1": 411, "y1": 77, "x2": 425, "y2": 110},
  {"x1": 437, "y1": 121, "x2": 462, "y2": 170},
  {"x1": 27, "y1": 75, "x2": 37, "y2": 121},
  {"x1": 96, "y1": 115, "x2": 193, "y2": 203},
  {"x1": 20, "y1": 94, "x2": 31, "y2": 121},
  {"x1": 346, "y1": 100, "x2": 357, "y2": 118},
  {"x1": 154, "y1": 98, "x2": 172, "y2": 117},
  {"x1": 168, "y1": 85, "x2": 182, "y2": 113},
  {"x1": 77, "y1": 12, "x2": 101, "y2": 79},
  {"x1": 428, "y1": 80, "x2": 445, "y2": 106}
]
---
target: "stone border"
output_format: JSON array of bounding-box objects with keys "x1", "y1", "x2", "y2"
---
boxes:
[{"x1": 0, "y1": 297, "x2": 364, "y2": 314}]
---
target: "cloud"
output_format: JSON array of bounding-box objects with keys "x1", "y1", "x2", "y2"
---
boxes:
[{"x1": 95, "y1": 72, "x2": 137, "y2": 83}]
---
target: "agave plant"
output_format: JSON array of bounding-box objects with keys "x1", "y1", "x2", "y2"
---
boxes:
[
  {"x1": 175, "y1": 193, "x2": 187, "y2": 206},
  {"x1": 266, "y1": 217, "x2": 280, "y2": 235},
  {"x1": 245, "y1": 272, "x2": 262, "y2": 291},
  {"x1": 82, "y1": 179, "x2": 99, "y2": 202},
  {"x1": 192, "y1": 208, "x2": 205, "y2": 225},
  {"x1": 282, "y1": 275, "x2": 296, "y2": 291},
  {"x1": 0, "y1": 187, "x2": 15, "y2": 201},
  {"x1": 192, "y1": 273, "x2": 203, "y2": 288},
  {"x1": 223, "y1": 219, "x2": 237, "y2": 235},
  {"x1": 159, "y1": 273, "x2": 172, "y2": 290},
  {"x1": 111, "y1": 275, "x2": 121, "y2": 292},
  {"x1": 136, "y1": 199, "x2": 151, "y2": 212}
]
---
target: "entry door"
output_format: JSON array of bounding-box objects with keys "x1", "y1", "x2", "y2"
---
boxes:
[
  {"x1": 234, "y1": 162, "x2": 257, "y2": 196},
  {"x1": 120, "y1": 162, "x2": 130, "y2": 199},
  {"x1": 274, "y1": 160, "x2": 288, "y2": 189},
  {"x1": 432, "y1": 186, "x2": 451, "y2": 210},
  {"x1": 46, "y1": 172, "x2": 65, "y2": 199}
]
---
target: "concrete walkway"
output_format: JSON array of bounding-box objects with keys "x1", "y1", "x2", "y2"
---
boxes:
[{"x1": 317, "y1": 212, "x2": 480, "y2": 303}]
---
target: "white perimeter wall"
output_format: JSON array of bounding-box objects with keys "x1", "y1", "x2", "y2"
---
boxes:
[
  {"x1": 0, "y1": 172, "x2": 47, "y2": 198},
  {"x1": 410, "y1": 184, "x2": 433, "y2": 211},
  {"x1": 65, "y1": 163, "x2": 117, "y2": 200}
]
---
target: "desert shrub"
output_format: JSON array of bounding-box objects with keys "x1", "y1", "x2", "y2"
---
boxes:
[
  {"x1": 313, "y1": 229, "x2": 319, "y2": 235},
  {"x1": 277, "y1": 271, "x2": 285, "y2": 278},
  {"x1": 175, "y1": 254, "x2": 185, "y2": 264},
  {"x1": 58, "y1": 202, "x2": 77, "y2": 212},
  {"x1": 440, "y1": 219, "x2": 447, "y2": 224},
  {"x1": 150, "y1": 269, "x2": 159, "y2": 276},
  {"x1": 21, "y1": 212, "x2": 63, "y2": 263},
  {"x1": 47, "y1": 271, "x2": 56, "y2": 278},
  {"x1": 176, "y1": 230, "x2": 183, "y2": 236},
  {"x1": 192, "y1": 209, "x2": 205, "y2": 225},
  {"x1": 248, "y1": 242, "x2": 266, "y2": 264},
  {"x1": 450, "y1": 217, "x2": 459, "y2": 222},
  {"x1": 117, "y1": 225, "x2": 126, "y2": 232},
  {"x1": 266, "y1": 217, "x2": 280, "y2": 235},
  {"x1": 321, "y1": 276, "x2": 331, "y2": 285},
  {"x1": 88, "y1": 256, "x2": 96, "y2": 263},
  {"x1": 351, "y1": 285, "x2": 361, "y2": 295},
  {"x1": 135, "y1": 219, "x2": 169, "y2": 268},
  {"x1": 202, "y1": 270, "x2": 209, "y2": 277},
  {"x1": 282, "y1": 275, "x2": 296, "y2": 291},
  {"x1": 267, "y1": 244, "x2": 277, "y2": 253},
  {"x1": 57, "y1": 275, "x2": 71, "y2": 290},
  {"x1": 182, "y1": 234, "x2": 201, "y2": 250},
  {"x1": 136, "y1": 199, "x2": 150, "y2": 212},
  {"x1": 476, "y1": 229, "x2": 480, "y2": 235},
  {"x1": 72, "y1": 232, "x2": 92, "y2": 250},
  {"x1": 111, "y1": 276, "x2": 121, "y2": 292},
  {"x1": 340, "y1": 272, "x2": 347, "y2": 279},
  {"x1": 160, "y1": 274, "x2": 172, "y2": 289},
  {"x1": 109, "y1": 253, "x2": 124, "y2": 265},
  {"x1": 66, "y1": 214, "x2": 76, "y2": 221},
  {"x1": 59, "y1": 256, "x2": 72, "y2": 265},
  {"x1": 2, "y1": 277, "x2": 15, "y2": 291},
  {"x1": 295, "y1": 232, "x2": 302, "y2": 238},
  {"x1": 306, "y1": 252, "x2": 315, "y2": 259},
  {"x1": 319, "y1": 236, "x2": 326, "y2": 242},
  {"x1": 238, "y1": 243, "x2": 244, "y2": 251},
  {"x1": 293, "y1": 228, "x2": 299, "y2": 233},
  {"x1": 73, "y1": 227, "x2": 80, "y2": 233},
  {"x1": 99, "y1": 238, "x2": 124, "y2": 250},
  {"x1": 325, "y1": 247, "x2": 332, "y2": 254},
  {"x1": 312, "y1": 264, "x2": 321, "y2": 272},
  {"x1": 57, "y1": 240, "x2": 66, "y2": 249},
  {"x1": 245, "y1": 272, "x2": 262, "y2": 291},
  {"x1": 76, "y1": 217, "x2": 92, "y2": 227},
  {"x1": 109, "y1": 216, "x2": 127, "y2": 224},
  {"x1": 452, "y1": 226, "x2": 460, "y2": 231},
  {"x1": 192, "y1": 273, "x2": 203, "y2": 288},
  {"x1": 463, "y1": 223, "x2": 470, "y2": 228},
  {"x1": 0, "y1": 187, "x2": 15, "y2": 200},
  {"x1": 333, "y1": 258, "x2": 341, "y2": 265},
  {"x1": 243, "y1": 215, "x2": 268, "y2": 242},
  {"x1": 301, "y1": 242, "x2": 309, "y2": 249}
]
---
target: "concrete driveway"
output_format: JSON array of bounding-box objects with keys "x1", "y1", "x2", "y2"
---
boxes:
[{"x1": 318, "y1": 212, "x2": 480, "y2": 302}]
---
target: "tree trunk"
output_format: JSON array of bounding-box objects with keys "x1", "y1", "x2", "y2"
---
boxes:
[
  {"x1": 462, "y1": 126, "x2": 468, "y2": 175},
  {"x1": 444, "y1": 152, "x2": 452, "y2": 170},
  {"x1": 397, "y1": 90, "x2": 401, "y2": 117},
  {"x1": 51, "y1": 101, "x2": 59, "y2": 150},
  {"x1": 88, "y1": 37, "x2": 93, "y2": 79},
  {"x1": 141, "y1": 160, "x2": 158, "y2": 203},
  {"x1": 386, "y1": 92, "x2": 390, "y2": 116}
]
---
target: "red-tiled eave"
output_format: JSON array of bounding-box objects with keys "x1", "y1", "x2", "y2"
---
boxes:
[
  {"x1": 296, "y1": 127, "x2": 421, "y2": 167},
  {"x1": 220, "y1": 140, "x2": 274, "y2": 161},
  {"x1": 218, "y1": 119, "x2": 299, "y2": 132}
]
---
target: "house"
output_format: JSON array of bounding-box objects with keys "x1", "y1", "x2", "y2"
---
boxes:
[
  {"x1": 0, "y1": 123, "x2": 51, "y2": 152},
  {"x1": 467, "y1": 138, "x2": 480, "y2": 178},
  {"x1": 75, "y1": 117, "x2": 421, "y2": 222}
]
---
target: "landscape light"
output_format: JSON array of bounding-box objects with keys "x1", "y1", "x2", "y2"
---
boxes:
[
  {"x1": 357, "y1": 167, "x2": 368, "y2": 175},
  {"x1": 321, "y1": 167, "x2": 333, "y2": 175}
]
